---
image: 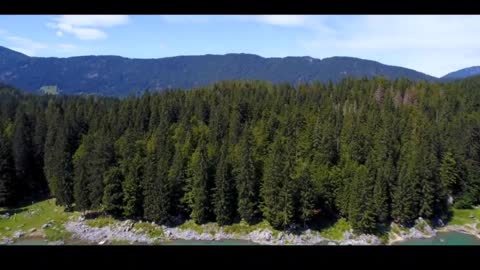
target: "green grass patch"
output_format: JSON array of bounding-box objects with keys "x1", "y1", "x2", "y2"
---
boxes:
[
  {"x1": 319, "y1": 218, "x2": 351, "y2": 241},
  {"x1": 44, "y1": 221, "x2": 73, "y2": 241},
  {"x1": 177, "y1": 219, "x2": 281, "y2": 238},
  {"x1": 223, "y1": 220, "x2": 280, "y2": 237},
  {"x1": 133, "y1": 222, "x2": 164, "y2": 238},
  {"x1": 449, "y1": 207, "x2": 480, "y2": 226},
  {"x1": 223, "y1": 220, "x2": 255, "y2": 235},
  {"x1": 85, "y1": 216, "x2": 117, "y2": 228},
  {"x1": 178, "y1": 220, "x2": 207, "y2": 234},
  {"x1": 0, "y1": 199, "x2": 79, "y2": 239}
]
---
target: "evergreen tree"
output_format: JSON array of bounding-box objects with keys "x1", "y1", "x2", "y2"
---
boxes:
[
  {"x1": 103, "y1": 166, "x2": 124, "y2": 217},
  {"x1": 213, "y1": 144, "x2": 236, "y2": 225},
  {"x1": 12, "y1": 109, "x2": 34, "y2": 199},
  {"x1": 440, "y1": 152, "x2": 459, "y2": 197},
  {"x1": 296, "y1": 163, "x2": 316, "y2": 226},
  {"x1": 0, "y1": 131, "x2": 16, "y2": 206},
  {"x1": 185, "y1": 138, "x2": 211, "y2": 224},
  {"x1": 235, "y1": 127, "x2": 259, "y2": 224},
  {"x1": 348, "y1": 164, "x2": 376, "y2": 233},
  {"x1": 261, "y1": 136, "x2": 295, "y2": 229},
  {"x1": 73, "y1": 139, "x2": 91, "y2": 211}
]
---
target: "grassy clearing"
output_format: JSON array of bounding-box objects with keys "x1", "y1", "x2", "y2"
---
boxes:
[
  {"x1": 318, "y1": 218, "x2": 351, "y2": 241},
  {"x1": 85, "y1": 216, "x2": 117, "y2": 228},
  {"x1": 133, "y1": 222, "x2": 164, "y2": 238},
  {"x1": 223, "y1": 220, "x2": 280, "y2": 237},
  {"x1": 177, "y1": 219, "x2": 281, "y2": 237},
  {"x1": 178, "y1": 220, "x2": 210, "y2": 234},
  {"x1": 0, "y1": 199, "x2": 79, "y2": 239},
  {"x1": 449, "y1": 208, "x2": 480, "y2": 226},
  {"x1": 44, "y1": 221, "x2": 73, "y2": 241}
]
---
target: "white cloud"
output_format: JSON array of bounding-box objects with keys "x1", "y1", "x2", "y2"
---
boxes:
[
  {"x1": 160, "y1": 15, "x2": 212, "y2": 24},
  {"x1": 47, "y1": 15, "x2": 130, "y2": 40},
  {"x1": 3, "y1": 36, "x2": 47, "y2": 56},
  {"x1": 298, "y1": 15, "x2": 480, "y2": 77},
  {"x1": 57, "y1": 43, "x2": 78, "y2": 52},
  {"x1": 55, "y1": 15, "x2": 130, "y2": 27},
  {"x1": 256, "y1": 15, "x2": 308, "y2": 26},
  {"x1": 161, "y1": 15, "x2": 313, "y2": 27}
]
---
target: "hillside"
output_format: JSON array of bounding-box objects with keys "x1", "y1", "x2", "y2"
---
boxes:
[
  {"x1": 442, "y1": 66, "x2": 480, "y2": 81},
  {"x1": 0, "y1": 46, "x2": 437, "y2": 96}
]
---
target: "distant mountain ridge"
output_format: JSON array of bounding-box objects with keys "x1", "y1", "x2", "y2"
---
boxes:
[
  {"x1": 0, "y1": 45, "x2": 456, "y2": 96},
  {"x1": 441, "y1": 66, "x2": 480, "y2": 81}
]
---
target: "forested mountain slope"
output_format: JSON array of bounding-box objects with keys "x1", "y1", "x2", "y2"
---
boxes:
[
  {"x1": 1, "y1": 76, "x2": 480, "y2": 233},
  {"x1": 0, "y1": 46, "x2": 437, "y2": 96}
]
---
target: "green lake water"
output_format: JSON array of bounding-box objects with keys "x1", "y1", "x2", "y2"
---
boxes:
[
  {"x1": 161, "y1": 239, "x2": 257, "y2": 245},
  {"x1": 395, "y1": 232, "x2": 480, "y2": 245}
]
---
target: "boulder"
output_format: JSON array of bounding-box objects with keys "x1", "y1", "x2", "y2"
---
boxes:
[
  {"x1": 29, "y1": 228, "x2": 37, "y2": 233},
  {"x1": 13, "y1": 230, "x2": 25, "y2": 239},
  {"x1": 41, "y1": 223, "x2": 52, "y2": 229},
  {"x1": 448, "y1": 195, "x2": 454, "y2": 205}
]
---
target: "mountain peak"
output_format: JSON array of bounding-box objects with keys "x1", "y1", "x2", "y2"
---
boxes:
[{"x1": 0, "y1": 46, "x2": 442, "y2": 97}]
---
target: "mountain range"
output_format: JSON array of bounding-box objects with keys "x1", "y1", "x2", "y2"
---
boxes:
[{"x1": 0, "y1": 45, "x2": 478, "y2": 96}]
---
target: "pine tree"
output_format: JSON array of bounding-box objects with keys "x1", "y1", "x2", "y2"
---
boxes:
[
  {"x1": 12, "y1": 109, "x2": 34, "y2": 200},
  {"x1": 51, "y1": 123, "x2": 74, "y2": 208},
  {"x1": 0, "y1": 131, "x2": 16, "y2": 206},
  {"x1": 122, "y1": 149, "x2": 144, "y2": 219},
  {"x1": 296, "y1": 163, "x2": 316, "y2": 227},
  {"x1": 234, "y1": 127, "x2": 259, "y2": 224},
  {"x1": 143, "y1": 127, "x2": 174, "y2": 224},
  {"x1": 213, "y1": 145, "x2": 236, "y2": 225},
  {"x1": 103, "y1": 166, "x2": 124, "y2": 217},
  {"x1": 347, "y1": 164, "x2": 376, "y2": 233},
  {"x1": 185, "y1": 138, "x2": 211, "y2": 224},
  {"x1": 440, "y1": 152, "x2": 459, "y2": 196},
  {"x1": 88, "y1": 132, "x2": 114, "y2": 209},
  {"x1": 73, "y1": 139, "x2": 91, "y2": 211},
  {"x1": 261, "y1": 136, "x2": 294, "y2": 229}
]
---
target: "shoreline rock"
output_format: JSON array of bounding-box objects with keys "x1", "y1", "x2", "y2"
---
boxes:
[{"x1": 61, "y1": 217, "x2": 480, "y2": 245}]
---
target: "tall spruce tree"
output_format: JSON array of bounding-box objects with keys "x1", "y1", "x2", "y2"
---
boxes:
[
  {"x1": 213, "y1": 144, "x2": 236, "y2": 225},
  {"x1": 185, "y1": 138, "x2": 211, "y2": 224},
  {"x1": 235, "y1": 127, "x2": 259, "y2": 224},
  {"x1": 0, "y1": 131, "x2": 16, "y2": 206},
  {"x1": 103, "y1": 166, "x2": 124, "y2": 217}
]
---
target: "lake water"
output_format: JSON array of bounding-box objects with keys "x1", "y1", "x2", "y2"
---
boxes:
[
  {"x1": 160, "y1": 239, "x2": 258, "y2": 245},
  {"x1": 395, "y1": 232, "x2": 480, "y2": 245}
]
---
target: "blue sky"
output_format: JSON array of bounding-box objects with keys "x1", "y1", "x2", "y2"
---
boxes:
[{"x1": 1, "y1": 15, "x2": 480, "y2": 77}]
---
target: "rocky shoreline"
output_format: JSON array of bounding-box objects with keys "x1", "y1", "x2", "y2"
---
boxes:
[
  {"x1": 62, "y1": 217, "x2": 383, "y2": 245},
  {"x1": 3, "y1": 216, "x2": 479, "y2": 245}
]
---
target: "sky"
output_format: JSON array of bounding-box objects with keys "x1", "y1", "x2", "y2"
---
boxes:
[{"x1": 1, "y1": 15, "x2": 480, "y2": 77}]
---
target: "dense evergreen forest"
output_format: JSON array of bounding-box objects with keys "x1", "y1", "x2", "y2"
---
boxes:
[{"x1": 1, "y1": 76, "x2": 480, "y2": 233}]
